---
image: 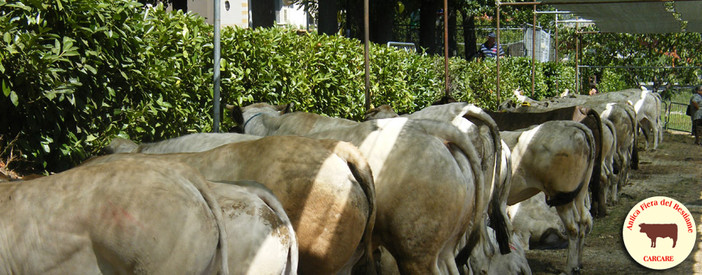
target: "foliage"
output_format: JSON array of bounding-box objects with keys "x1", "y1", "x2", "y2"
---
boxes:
[
  {"x1": 0, "y1": 0, "x2": 585, "y2": 173},
  {"x1": 558, "y1": 26, "x2": 702, "y2": 98},
  {"x1": 219, "y1": 28, "x2": 367, "y2": 119},
  {"x1": 449, "y1": 57, "x2": 576, "y2": 108},
  {"x1": 0, "y1": 1, "x2": 214, "y2": 173}
]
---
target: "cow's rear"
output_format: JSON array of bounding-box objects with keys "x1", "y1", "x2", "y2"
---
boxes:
[{"x1": 0, "y1": 158, "x2": 228, "y2": 274}]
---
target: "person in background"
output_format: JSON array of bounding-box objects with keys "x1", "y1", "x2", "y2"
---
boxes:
[
  {"x1": 479, "y1": 32, "x2": 504, "y2": 58},
  {"x1": 588, "y1": 75, "x2": 598, "y2": 95},
  {"x1": 690, "y1": 86, "x2": 702, "y2": 145},
  {"x1": 589, "y1": 86, "x2": 599, "y2": 95}
]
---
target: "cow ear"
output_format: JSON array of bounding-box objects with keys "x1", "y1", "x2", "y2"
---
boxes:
[
  {"x1": 230, "y1": 105, "x2": 245, "y2": 127},
  {"x1": 281, "y1": 103, "x2": 294, "y2": 114}
]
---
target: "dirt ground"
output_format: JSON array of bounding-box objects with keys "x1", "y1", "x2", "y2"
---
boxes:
[{"x1": 526, "y1": 130, "x2": 702, "y2": 274}]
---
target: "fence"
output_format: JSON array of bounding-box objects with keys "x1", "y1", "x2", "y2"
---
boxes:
[{"x1": 663, "y1": 101, "x2": 692, "y2": 133}]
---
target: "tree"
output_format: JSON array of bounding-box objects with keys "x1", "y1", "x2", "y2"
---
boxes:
[
  {"x1": 371, "y1": 0, "x2": 397, "y2": 44},
  {"x1": 251, "y1": 0, "x2": 276, "y2": 28},
  {"x1": 419, "y1": 0, "x2": 438, "y2": 53},
  {"x1": 460, "y1": 9, "x2": 477, "y2": 59},
  {"x1": 558, "y1": 27, "x2": 702, "y2": 97},
  {"x1": 318, "y1": 0, "x2": 338, "y2": 35}
]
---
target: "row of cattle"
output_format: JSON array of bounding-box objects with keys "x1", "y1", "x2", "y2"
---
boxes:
[{"x1": 0, "y1": 88, "x2": 660, "y2": 274}]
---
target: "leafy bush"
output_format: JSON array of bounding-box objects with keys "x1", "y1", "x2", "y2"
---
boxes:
[
  {"x1": 598, "y1": 68, "x2": 633, "y2": 93},
  {"x1": 0, "y1": 0, "x2": 602, "y2": 173},
  {"x1": 543, "y1": 61, "x2": 576, "y2": 98},
  {"x1": 0, "y1": 1, "x2": 215, "y2": 172}
]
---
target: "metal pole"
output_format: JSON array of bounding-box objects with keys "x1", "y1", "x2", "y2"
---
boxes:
[
  {"x1": 364, "y1": 0, "x2": 371, "y2": 111},
  {"x1": 527, "y1": 0, "x2": 692, "y2": 4},
  {"x1": 555, "y1": 13, "x2": 559, "y2": 93},
  {"x1": 213, "y1": 0, "x2": 221, "y2": 132},
  {"x1": 555, "y1": 13, "x2": 559, "y2": 63},
  {"x1": 534, "y1": 10, "x2": 571, "y2": 14},
  {"x1": 531, "y1": 4, "x2": 536, "y2": 97},
  {"x1": 444, "y1": 0, "x2": 450, "y2": 98},
  {"x1": 496, "y1": 1, "x2": 501, "y2": 105},
  {"x1": 575, "y1": 21, "x2": 580, "y2": 94},
  {"x1": 500, "y1": 1, "x2": 541, "y2": 5}
]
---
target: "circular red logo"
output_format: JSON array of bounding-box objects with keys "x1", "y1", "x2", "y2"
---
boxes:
[{"x1": 622, "y1": 196, "x2": 696, "y2": 270}]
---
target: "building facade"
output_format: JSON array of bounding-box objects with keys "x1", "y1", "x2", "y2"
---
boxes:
[{"x1": 187, "y1": 0, "x2": 307, "y2": 28}]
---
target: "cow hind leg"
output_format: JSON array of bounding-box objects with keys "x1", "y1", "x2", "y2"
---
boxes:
[
  {"x1": 556, "y1": 187, "x2": 592, "y2": 275},
  {"x1": 396, "y1": 255, "x2": 443, "y2": 275},
  {"x1": 387, "y1": 243, "x2": 457, "y2": 275},
  {"x1": 438, "y1": 249, "x2": 461, "y2": 275}
]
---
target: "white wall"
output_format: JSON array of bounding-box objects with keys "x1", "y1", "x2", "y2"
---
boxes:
[
  {"x1": 187, "y1": 0, "x2": 305, "y2": 28},
  {"x1": 276, "y1": 3, "x2": 307, "y2": 28},
  {"x1": 188, "y1": 0, "x2": 249, "y2": 28}
]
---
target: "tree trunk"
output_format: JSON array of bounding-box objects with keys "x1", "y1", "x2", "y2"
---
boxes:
[
  {"x1": 251, "y1": 0, "x2": 276, "y2": 28},
  {"x1": 462, "y1": 10, "x2": 477, "y2": 60},
  {"x1": 318, "y1": 0, "x2": 338, "y2": 35},
  {"x1": 343, "y1": 0, "x2": 364, "y2": 39},
  {"x1": 370, "y1": 0, "x2": 395, "y2": 44},
  {"x1": 172, "y1": 0, "x2": 187, "y2": 11},
  {"x1": 419, "y1": 0, "x2": 438, "y2": 54},
  {"x1": 447, "y1": 0, "x2": 456, "y2": 57}
]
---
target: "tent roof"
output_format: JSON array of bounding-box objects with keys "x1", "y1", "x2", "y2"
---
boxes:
[{"x1": 541, "y1": 0, "x2": 702, "y2": 33}]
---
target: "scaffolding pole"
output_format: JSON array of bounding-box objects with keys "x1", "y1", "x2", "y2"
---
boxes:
[
  {"x1": 443, "y1": 0, "x2": 450, "y2": 98},
  {"x1": 213, "y1": 0, "x2": 221, "y2": 132},
  {"x1": 364, "y1": 0, "x2": 371, "y2": 111}
]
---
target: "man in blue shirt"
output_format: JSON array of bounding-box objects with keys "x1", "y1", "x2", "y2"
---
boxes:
[{"x1": 479, "y1": 32, "x2": 504, "y2": 58}]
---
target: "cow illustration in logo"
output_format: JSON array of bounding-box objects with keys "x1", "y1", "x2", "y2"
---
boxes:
[{"x1": 639, "y1": 223, "x2": 677, "y2": 248}]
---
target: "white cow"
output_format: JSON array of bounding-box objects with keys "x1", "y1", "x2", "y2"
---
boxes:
[
  {"x1": 632, "y1": 89, "x2": 663, "y2": 150},
  {"x1": 503, "y1": 98, "x2": 638, "y2": 207},
  {"x1": 99, "y1": 135, "x2": 376, "y2": 275},
  {"x1": 599, "y1": 118, "x2": 619, "y2": 205},
  {"x1": 373, "y1": 227, "x2": 532, "y2": 275},
  {"x1": 232, "y1": 103, "x2": 486, "y2": 274},
  {"x1": 211, "y1": 180, "x2": 298, "y2": 275},
  {"x1": 0, "y1": 158, "x2": 229, "y2": 275},
  {"x1": 598, "y1": 103, "x2": 638, "y2": 199},
  {"x1": 508, "y1": 193, "x2": 567, "y2": 251},
  {"x1": 104, "y1": 133, "x2": 261, "y2": 154},
  {"x1": 502, "y1": 121, "x2": 595, "y2": 274},
  {"x1": 468, "y1": 228, "x2": 532, "y2": 275},
  {"x1": 588, "y1": 88, "x2": 662, "y2": 150},
  {"x1": 365, "y1": 102, "x2": 513, "y2": 272}
]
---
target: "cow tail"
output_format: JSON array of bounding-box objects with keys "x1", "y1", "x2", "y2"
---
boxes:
[
  {"x1": 578, "y1": 122, "x2": 597, "y2": 197},
  {"x1": 585, "y1": 110, "x2": 604, "y2": 217},
  {"x1": 494, "y1": 142, "x2": 513, "y2": 255},
  {"x1": 631, "y1": 142, "x2": 639, "y2": 169},
  {"x1": 323, "y1": 140, "x2": 377, "y2": 275},
  {"x1": 230, "y1": 180, "x2": 299, "y2": 275},
  {"x1": 410, "y1": 120, "x2": 488, "y2": 266},
  {"x1": 462, "y1": 106, "x2": 512, "y2": 255},
  {"x1": 624, "y1": 105, "x2": 640, "y2": 170},
  {"x1": 189, "y1": 175, "x2": 230, "y2": 275}
]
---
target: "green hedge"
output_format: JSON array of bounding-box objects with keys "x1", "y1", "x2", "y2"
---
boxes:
[
  {"x1": 1, "y1": 0, "x2": 584, "y2": 173},
  {"x1": 1, "y1": 1, "x2": 215, "y2": 172}
]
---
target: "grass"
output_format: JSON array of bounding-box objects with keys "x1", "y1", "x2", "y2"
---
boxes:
[{"x1": 664, "y1": 92, "x2": 693, "y2": 133}]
